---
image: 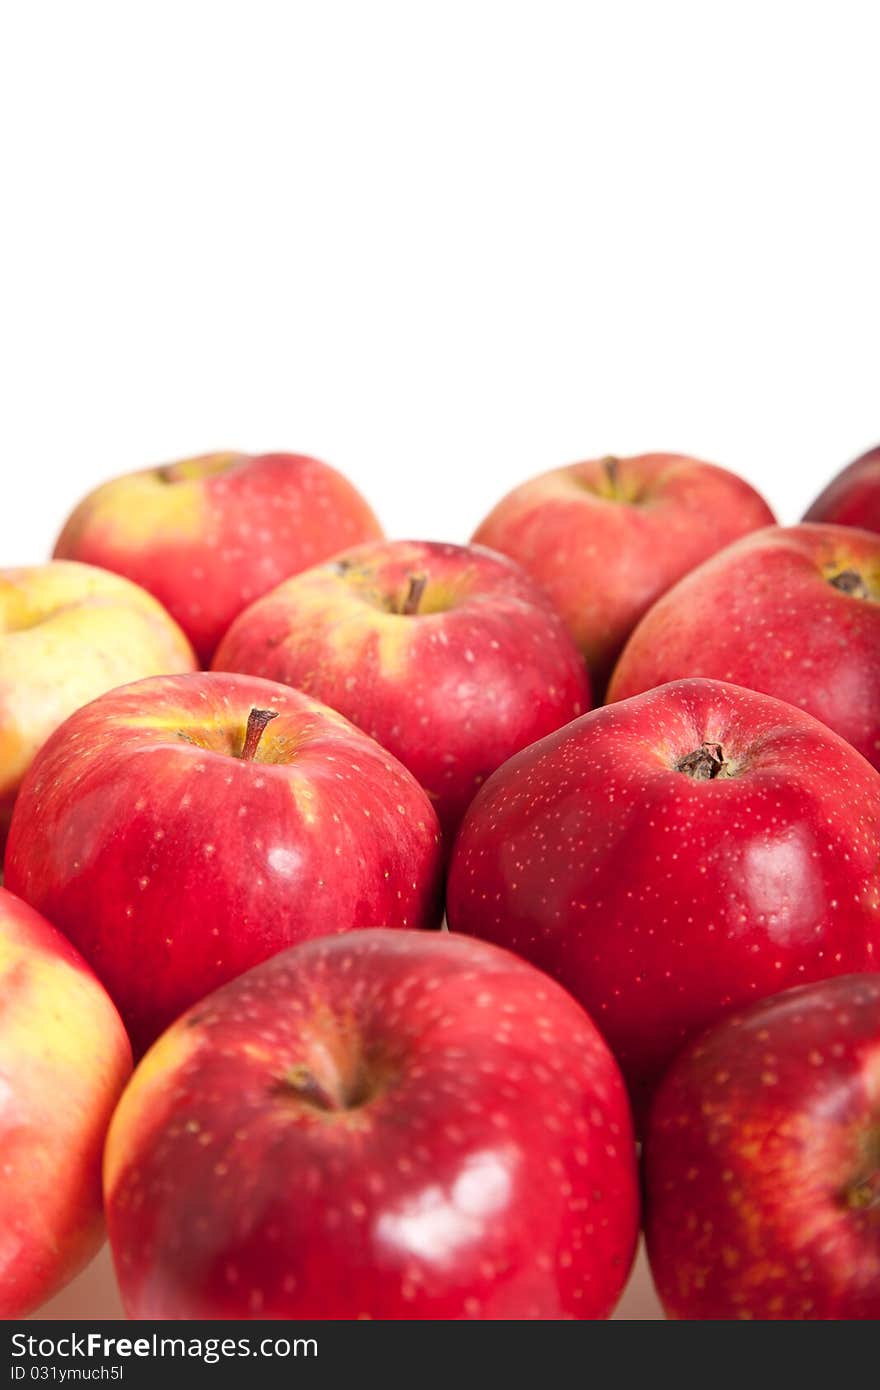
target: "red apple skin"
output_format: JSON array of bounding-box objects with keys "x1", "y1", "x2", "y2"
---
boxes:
[
  {"x1": 804, "y1": 445, "x2": 880, "y2": 533},
  {"x1": 470, "y1": 454, "x2": 774, "y2": 692},
  {"x1": 644, "y1": 974, "x2": 880, "y2": 1320},
  {"x1": 213, "y1": 540, "x2": 591, "y2": 839},
  {"x1": 446, "y1": 678, "x2": 880, "y2": 1118},
  {"x1": 0, "y1": 886, "x2": 131, "y2": 1317},
  {"x1": 54, "y1": 452, "x2": 383, "y2": 664},
  {"x1": 4, "y1": 673, "x2": 442, "y2": 1055},
  {"x1": 608, "y1": 523, "x2": 880, "y2": 772},
  {"x1": 104, "y1": 929, "x2": 639, "y2": 1321}
]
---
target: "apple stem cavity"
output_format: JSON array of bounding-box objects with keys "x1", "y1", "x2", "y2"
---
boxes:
[
  {"x1": 240, "y1": 707, "x2": 279, "y2": 761},
  {"x1": 401, "y1": 572, "x2": 428, "y2": 616},
  {"x1": 829, "y1": 568, "x2": 870, "y2": 600},
  {"x1": 846, "y1": 1168, "x2": 880, "y2": 1212},
  {"x1": 676, "y1": 741, "x2": 730, "y2": 781},
  {"x1": 275, "y1": 1062, "x2": 372, "y2": 1113}
]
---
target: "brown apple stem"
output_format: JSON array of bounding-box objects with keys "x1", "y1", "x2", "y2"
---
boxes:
[
  {"x1": 676, "y1": 742, "x2": 728, "y2": 781},
  {"x1": 829, "y1": 568, "x2": 870, "y2": 599},
  {"x1": 240, "y1": 707, "x2": 279, "y2": 761},
  {"x1": 401, "y1": 573, "x2": 428, "y2": 616},
  {"x1": 602, "y1": 455, "x2": 621, "y2": 493}
]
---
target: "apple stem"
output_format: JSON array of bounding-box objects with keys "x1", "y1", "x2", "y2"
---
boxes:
[
  {"x1": 829, "y1": 568, "x2": 870, "y2": 599},
  {"x1": 676, "y1": 742, "x2": 729, "y2": 781},
  {"x1": 602, "y1": 455, "x2": 621, "y2": 494},
  {"x1": 240, "y1": 707, "x2": 279, "y2": 761},
  {"x1": 401, "y1": 573, "x2": 428, "y2": 616}
]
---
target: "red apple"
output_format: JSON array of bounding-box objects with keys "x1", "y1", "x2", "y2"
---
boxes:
[
  {"x1": 54, "y1": 452, "x2": 383, "y2": 663},
  {"x1": 608, "y1": 523, "x2": 880, "y2": 772},
  {"x1": 4, "y1": 672, "x2": 442, "y2": 1054},
  {"x1": 0, "y1": 886, "x2": 131, "y2": 1317},
  {"x1": 446, "y1": 678, "x2": 880, "y2": 1117},
  {"x1": 804, "y1": 444, "x2": 880, "y2": 533},
  {"x1": 471, "y1": 453, "x2": 774, "y2": 692},
  {"x1": 644, "y1": 973, "x2": 880, "y2": 1320},
  {"x1": 104, "y1": 928, "x2": 639, "y2": 1320},
  {"x1": 213, "y1": 539, "x2": 591, "y2": 838}
]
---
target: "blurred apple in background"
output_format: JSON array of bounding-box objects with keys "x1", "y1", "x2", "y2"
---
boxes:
[
  {"x1": 609, "y1": 523, "x2": 880, "y2": 772},
  {"x1": 5, "y1": 672, "x2": 442, "y2": 1054},
  {"x1": 214, "y1": 539, "x2": 590, "y2": 838},
  {"x1": 471, "y1": 453, "x2": 774, "y2": 692},
  {"x1": 0, "y1": 886, "x2": 131, "y2": 1317},
  {"x1": 0, "y1": 560, "x2": 195, "y2": 849},
  {"x1": 644, "y1": 974, "x2": 880, "y2": 1320},
  {"x1": 54, "y1": 452, "x2": 383, "y2": 664},
  {"x1": 104, "y1": 929, "x2": 639, "y2": 1320},
  {"x1": 804, "y1": 444, "x2": 880, "y2": 533},
  {"x1": 447, "y1": 678, "x2": 880, "y2": 1118}
]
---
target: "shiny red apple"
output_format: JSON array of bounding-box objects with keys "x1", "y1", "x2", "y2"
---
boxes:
[
  {"x1": 804, "y1": 444, "x2": 880, "y2": 533},
  {"x1": 471, "y1": 453, "x2": 774, "y2": 692},
  {"x1": 54, "y1": 451, "x2": 383, "y2": 663},
  {"x1": 608, "y1": 523, "x2": 880, "y2": 772},
  {"x1": 213, "y1": 539, "x2": 590, "y2": 838},
  {"x1": 644, "y1": 973, "x2": 880, "y2": 1320},
  {"x1": 447, "y1": 678, "x2": 880, "y2": 1116},
  {"x1": 5, "y1": 672, "x2": 442, "y2": 1054},
  {"x1": 104, "y1": 929, "x2": 640, "y2": 1320}
]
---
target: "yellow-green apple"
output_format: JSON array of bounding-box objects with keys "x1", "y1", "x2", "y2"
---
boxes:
[
  {"x1": 4, "y1": 672, "x2": 442, "y2": 1055},
  {"x1": 0, "y1": 560, "x2": 195, "y2": 848},
  {"x1": 54, "y1": 452, "x2": 383, "y2": 664},
  {"x1": 804, "y1": 444, "x2": 880, "y2": 533},
  {"x1": 0, "y1": 885, "x2": 131, "y2": 1317},
  {"x1": 470, "y1": 453, "x2": 774, "y2": 692},
  {"x1": 609, "y1": 523, "x2": 880, "y2": 771},
  {"x1": 213, "y1": 540, "x2": 591, "y2": 838},
  {"x1": 104, "y1": 928, "x2": 639, "y2": 1320},
  {"x1": 447, "y1": 678, "x2": 880, "y2": 1119},
  {"x1": 644, "y1": 973, "x2": 880, "y2": 1319}
]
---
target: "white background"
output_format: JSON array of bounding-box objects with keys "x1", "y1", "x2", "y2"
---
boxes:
[{"x1": 4, "y1": 1, "x2": 879, "y2": 1322}]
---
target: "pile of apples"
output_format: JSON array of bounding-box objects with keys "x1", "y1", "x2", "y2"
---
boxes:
[{"x1": 2, "y1": 446, "x2": 879, "y2": 1322}]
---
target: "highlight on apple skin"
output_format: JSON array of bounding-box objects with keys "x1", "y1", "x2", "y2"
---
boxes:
[
  {"x1": 804, "y1": 443, "x2": 880, "y2": 533},
  {"x1": 0, "y1": 560, "x2": 196, "y2": 848},
  {"x1": 643, "y1": 973, "x2": 880, "y2": 1320},
  {"x1": 4, "y1": 672, "x2": 444, "y2": 1056},
  {"x1": 104, "y1": 928, "x2": 640, "y2": 1321},
  {"x1": 446, "y1": 677, "x2": 880, "y2": 1119},
  {"x1": 0, "y1": 886, "x2": 132, "y2": 1318},
  {"x1": 471, "y1": 453, "x2": 775, "y2": 693},
  {"x1": 53, "y1": 451, "x2": 384, "y2": 664},
  {"x1": 608, "y1": 522, "x2": 880, "y2": 772},
  {"x1": 213, "y1": 539, "x2": 591, "y2": 839}
]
